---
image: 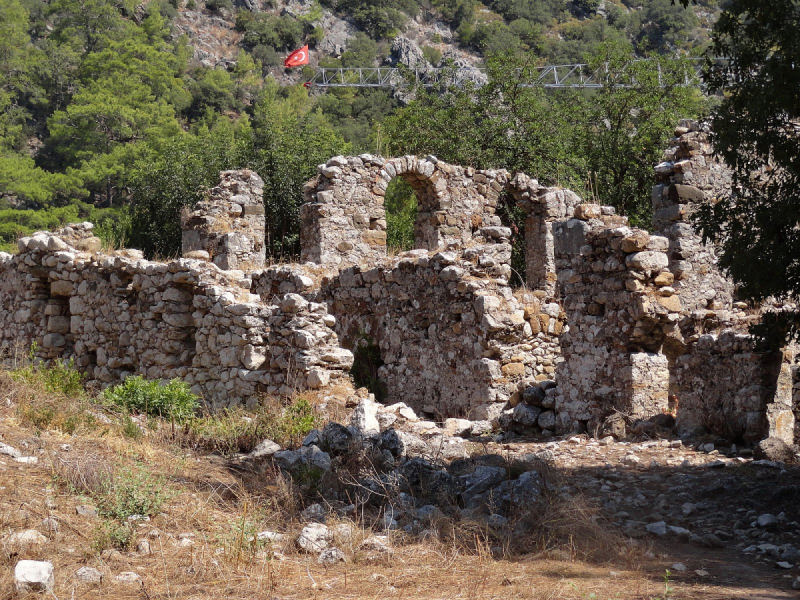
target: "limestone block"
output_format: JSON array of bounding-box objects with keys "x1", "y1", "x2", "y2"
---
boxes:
[
  {"x1": 625, "y1": 251, "x2": 669, "y2": 272},
  {"x1": 51, "y1": 280, "x2": 74, "y2": 296},
  {"x1": 574, "y1": 204, "x2": 602, "y2": 220},
  {"x1": 15, "y1": 560, "x2": 54, "y2": 593}
]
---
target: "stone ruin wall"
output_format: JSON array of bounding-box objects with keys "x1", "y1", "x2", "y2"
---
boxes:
[
  {"x1": 652, "y1": 121, "x2": 794, "y2": 443},
  {"x1": 0, "y1": 122, "x2": 797, "y2": 445},
  {"x1": 0, "y1": 225, "x2": 352, "y2": 409},
  {"x1": 181, "y1": 170, "x2": 267, "y2": 271},
  {"x1": 553, "y1": 210, "x2": 681, "y2": 433}
]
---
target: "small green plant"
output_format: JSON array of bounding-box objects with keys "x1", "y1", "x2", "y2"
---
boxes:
[
  {"x1": 281, "y1": 398, "x2": 317, "y2": 445},
  {"x1": 95, "y1": 464, "x2": 174, "y2": 521},
  {"x1": 102, "y1": 376, "x2": 198, "y2": 422},
  {"x1": 658, "y1": 569, "x2": 673, "y2": 600},
  {"x1": 13, "y1": 343, "x2": 85, "y2": 397},
  {"x1": 422, "y1": 45, "x2": 442, "y2": 66},
  {"x1": 92, "y1": 520, "x2": 134, "y2": 551},
  {"x1": 183, "y1": 399, "x2": 318, "y2": 454},
  {"x1": 121, "y1": 415, "x2": 143, "y2": 440}
]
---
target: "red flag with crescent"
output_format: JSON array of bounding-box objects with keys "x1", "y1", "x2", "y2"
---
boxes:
[{"x1": 284, "y1": 45, "x2": 309, "y2": 67}]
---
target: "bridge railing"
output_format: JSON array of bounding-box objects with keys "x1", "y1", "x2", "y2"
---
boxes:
[{"x1": 305, "y1": 58, "x2": 713, "y2": 89}]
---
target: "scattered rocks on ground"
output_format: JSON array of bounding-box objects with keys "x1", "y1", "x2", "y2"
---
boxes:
[
  {"x1": 76, "y1": 505, "x2": 97, "y2": 517},
  {"x1": 4, "y1": 529, "x2": 48, "y2": 552},
  {"x1": 317, "y1": 547, "x2": 346, "y2": 565},
  {"x1": 297, "y1": 523, "x2": 331, "y2": 553},
  {"x1": 754, "y1": 438, "x2": 794, "y2": 463},
  {"x1": 75, "y1": 566, "x2": 103, "y2": 584}
]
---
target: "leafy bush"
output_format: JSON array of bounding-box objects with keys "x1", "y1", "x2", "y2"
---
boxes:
[
  {"x1": 92, "y1": 520, "x2": 134, "y2": 551},
  {"x1": 102, "y1": 375, "x2": 199, "y2": 422},
  {"x1": 13, "y1": 345, "x2": 85, "y2": 397},
  {"x1": 421, "y1": 45, "x2": 442, "y2": 66},
  {"x1": 95, "y1": 464, "x2": 174, "y2": 521}
]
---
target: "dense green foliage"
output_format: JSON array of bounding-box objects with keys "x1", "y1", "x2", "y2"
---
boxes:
[
  {"x1": 0, "y1": 0, "x2": 715, "y2": 263},
  {"x1": 385, "y1": 44, "x2": 706, "y2": 227},
  {"x1": 102, "y1": 375, "x2": 199, "y2": 422},
  {"x1": 694, "y1": 0, "x2": 800, "y2": 343}
]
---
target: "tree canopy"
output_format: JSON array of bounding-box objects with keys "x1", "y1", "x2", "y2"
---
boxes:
[{"x1": 695, "y1": 0, "x2": 800, "y2": 342}]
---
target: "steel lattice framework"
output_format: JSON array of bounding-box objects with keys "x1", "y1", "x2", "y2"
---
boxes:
[{"x1": 305, "y1": 58, "x2": 709, "y2": 89}]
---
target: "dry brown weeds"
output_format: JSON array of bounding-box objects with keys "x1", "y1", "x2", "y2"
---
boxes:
[{"x1": 0, "y1": 370, "x2": 779, "y2": 600}]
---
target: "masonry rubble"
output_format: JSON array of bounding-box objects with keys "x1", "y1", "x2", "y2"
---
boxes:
[{"x1": 0, "y1": 122, "x2": 797, "y2": 445}]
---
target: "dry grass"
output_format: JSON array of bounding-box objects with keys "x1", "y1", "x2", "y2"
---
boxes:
[{"x1": 0, "y1": 367, "x2": 780, "y2": 599}]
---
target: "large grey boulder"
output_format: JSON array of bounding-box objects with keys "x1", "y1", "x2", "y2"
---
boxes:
[
  {"x1": 297, "y1": 523, "x2": 331, "y2": 553},
  {"x1": 273, "y1": 445, "x2": 331, "y2": 473}
]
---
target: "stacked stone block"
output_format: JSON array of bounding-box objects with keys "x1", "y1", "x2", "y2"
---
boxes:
[
  {"x1": 652, "y1": 120, "x2": 734, "y2": 311},
  {"x1": 553, "y1": 205, "x2": 681, "y2": 433},
  {"x1": 181, "y1": 170, "x2": 266, "y2": 271}
]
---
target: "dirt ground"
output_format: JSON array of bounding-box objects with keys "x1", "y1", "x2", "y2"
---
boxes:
[{"x1": 2, "y1": 400, "x2": 800, "y2": 600}]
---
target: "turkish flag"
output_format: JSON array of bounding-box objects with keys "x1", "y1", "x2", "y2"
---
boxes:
[{"x1": 284, "y1": 45, "x2": 309, "y2": 68}]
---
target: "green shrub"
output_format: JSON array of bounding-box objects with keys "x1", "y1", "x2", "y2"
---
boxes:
[
  {"x1": 422, "y1": 45, "x2": 442, "y2": 66},
  {"x1": 92, "y1": 520, "x2": 134, "y2": 551},
  {"x1": 95, "y1": 464, "x2": 174, "y2": 521},
  {"x1": 102, "y1": 376, "x2": 199, "y2": 422},
  {"x1": 120, "y1": 415, "x2": 143, "y2": 440},
  {"x1": 13, "y1": 345, "x2": 85, "y2": 397}
]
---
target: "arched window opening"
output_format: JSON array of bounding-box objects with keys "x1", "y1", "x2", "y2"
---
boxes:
[
  {"x1": 497, "y1": 190, "x2": 527, "y2": 288},
  {"x1": 385, "y1": 178, "x2": 418, "y2": 254}
]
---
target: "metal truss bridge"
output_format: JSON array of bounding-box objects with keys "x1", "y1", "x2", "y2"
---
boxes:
[{"x1": 305, "y1": 58, "x2": 708, "y2": 89}]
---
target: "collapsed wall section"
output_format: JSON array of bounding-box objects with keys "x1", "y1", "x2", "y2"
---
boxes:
[{"x1": 0, "y1": 229, "x2": 352, "y2": 409}]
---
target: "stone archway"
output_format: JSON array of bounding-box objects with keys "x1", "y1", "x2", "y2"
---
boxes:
[{"x1": 300, "y1": 155, "x2": 453, "y2": 269}]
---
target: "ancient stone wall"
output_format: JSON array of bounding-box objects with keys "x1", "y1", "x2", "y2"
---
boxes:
[
  {"x1": 319, "y1": 246, "x2": 564, "y2": 420},
  {"x1": 650, "y1": 121, "x2": 795, "y2": 444},
  {"x1": 553, "y1": 206, "x2": 681, "y2": 433},
  {"x1": 673, "y1": 333, "x2": 794, "y2": 443},
  {"x1": 0, "y1": 144, "x2": 796, "y2": 446},
  {"x1": 299, "y1": 155, "x2": 582, "y2": 297},
  {"x1": 652, "y1": 120, "x2": 734, "y2": 311},
  {"x1": 181, "y1": 170, "x2": 266, "y2": 270},
  {"x1": 0, "y1": 228, "x2": 351, "y2": 409}
]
